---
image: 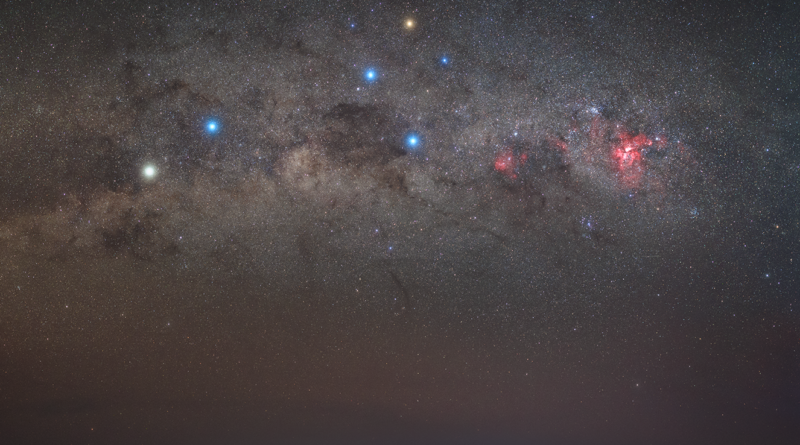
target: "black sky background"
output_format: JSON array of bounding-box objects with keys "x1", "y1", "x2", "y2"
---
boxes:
[{"x1": 1, "y1": 1, "x2": 799, "y2": 444}]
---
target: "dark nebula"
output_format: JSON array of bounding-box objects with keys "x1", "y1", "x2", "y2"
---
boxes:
[{"x1": 1, "y1": 1, "x2": 798, "y2": 444}]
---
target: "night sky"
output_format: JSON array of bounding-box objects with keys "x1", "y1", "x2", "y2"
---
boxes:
[{"x1": 1, "y1": 1, "x2": 799, "y2": 444}]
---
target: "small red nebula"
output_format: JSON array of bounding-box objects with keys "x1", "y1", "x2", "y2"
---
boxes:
[
  {"x1": 652, "y1": 133, "x2": 668, "y2": 149},
  {"x1": 548, "y1": 137, "x2": 569, "y2": 152},
  {"x1": 519, "y1": 153, "x2": 528, "y2": 164},
  {"x1": 494, "y1": 149, "x2": 518, "y2": 179}
]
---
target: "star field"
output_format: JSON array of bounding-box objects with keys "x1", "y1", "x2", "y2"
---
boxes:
[{"x1": 0, "y1": 1, "x2": 798, "y2": 444}]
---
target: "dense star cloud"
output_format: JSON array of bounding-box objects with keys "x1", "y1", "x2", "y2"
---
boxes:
[{"x1": 1, "y1": 1, "x2": 798, "y2": 444}]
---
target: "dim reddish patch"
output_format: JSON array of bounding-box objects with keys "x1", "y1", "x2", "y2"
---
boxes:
[
  {"x1": 548, "y1": 136, "x2": 569, "y2": 152},
  {"x1": 589, "y1": 115, "x2": 609, "y2": 143},
  {"x1": 494, "y1": 149, "x2": 518, "y2": 179},
  {"x1": 569, "y1": 115, "x2": 580, "y2": 132}
]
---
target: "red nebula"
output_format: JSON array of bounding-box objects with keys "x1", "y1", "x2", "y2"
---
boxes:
[
  {"x1": 548, "y1": 136, "x2": 569, "y2": 152},
  {"x1": 494, "y1": 149, "x2": 518, "y2": 179},
  {"x1": 611, "y1": 130, "x2": 652, "y2": 188}
]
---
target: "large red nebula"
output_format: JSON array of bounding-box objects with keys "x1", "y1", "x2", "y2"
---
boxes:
[
  {"x1": 494, "y1": 148, "x2": 519, "y2": 179},
  {"x1": 611, "y1": 129, "x2": 652, "y2": 188},
  {"x1": 494, "y1": 115, "x2": 657, "y2": 190}
]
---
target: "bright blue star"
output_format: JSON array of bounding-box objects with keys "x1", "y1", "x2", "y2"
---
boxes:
[
  {"x1": 206, "y1": 119, "x2": 220, "y2": 134},
  {"x1": 405, "y1": 133, "x2": 421, "y2": 149},
  {"x1": 440, "y1": 56, "x2": 449, "y2": 65},
  {"x1": 364, "y1": 68, "x2": 378, "y2": 83}
]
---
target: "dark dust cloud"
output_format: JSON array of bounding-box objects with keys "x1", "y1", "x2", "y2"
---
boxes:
[{"x1": 1, "y1": 1, "x2": 798, "y2": 444}]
